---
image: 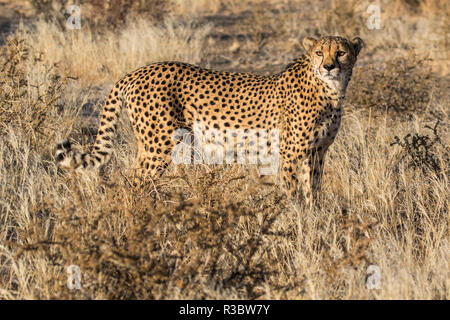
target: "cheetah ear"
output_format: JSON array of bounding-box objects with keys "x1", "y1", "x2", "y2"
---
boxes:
[
  {"x1": 351, "y1": 37, "x2": 364, "y2": 56},
  {"x1": 302, "y1": 37, "x2": 318, "y2": 52}
]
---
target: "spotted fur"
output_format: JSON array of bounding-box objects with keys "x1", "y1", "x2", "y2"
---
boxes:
[{"x1": 56, "y1": 35, "x2": 363, "y2": 204}]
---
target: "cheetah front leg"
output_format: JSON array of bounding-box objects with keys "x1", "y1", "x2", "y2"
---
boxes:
[
  {"x1": 298, "y1": 157, "x2": 313, "y2": 207},
  {"x1": 281, "y1": 159, "x2": 299, "y2": 200},
  {"x1": 300, "y1": 146, "x2": 328, "y2": 206},
  {"x1": 282, "y1": 154, "x2": 319, "y2": 206},
  {"x1": 311, "y1": 147, "x2": 328, "y2": 195}
]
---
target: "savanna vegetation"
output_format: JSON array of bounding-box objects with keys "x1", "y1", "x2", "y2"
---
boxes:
[{"x1": 0, "y1": 0, "x2": 448, "y2": 299}]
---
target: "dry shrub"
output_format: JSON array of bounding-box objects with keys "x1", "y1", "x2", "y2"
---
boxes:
[
  {"x1": 17, "y1": 168, "x2": 301, "y2": 299},
  {"x1": 328, "y1": 113, "x2": 449, "y2": 265},
  {"x1": 29, "y1": 0, "x2": 170, "y2": 30},
  {"x1": 0, "y1": 34, "x2": 67, "y2": 236},
  {"x1": 391, "y1": 120, "x2": 449, "y2": 176},
  {"x1": 171, "y1": 0, "x2": 224, "y2": 16},
  {"x1": 245, "y1": 7, "x2": 286, "y2": 53},
  {"x1": 28, "y1": 0, "x2": 65, "y2": 22},
  {"x1": 0, "y1": 34, "x2": 64, "y2": 151},
  {"x1": 319, "y1": 0, "x2": 366, "y2": 36},
  {"x1": 0, "y1": 35, "x2": 69, "y2": 299},
  {"x1": 87, "y1": 0, "x2": 170, "y2": 29},
  {"x1": 348, "y1": 55, "x2": 435, "y2": 115}
]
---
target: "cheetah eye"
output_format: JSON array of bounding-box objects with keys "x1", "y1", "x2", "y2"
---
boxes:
[
  {"x1": 337, "y1": 51, "x2": 346, "y2": 57},
  {"x1": 315, "y1": 51, "x2": 323, "y2": 56}
]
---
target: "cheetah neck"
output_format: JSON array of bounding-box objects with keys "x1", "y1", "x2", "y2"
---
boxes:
[
  {"x1": 322, "y1": 77, "x2": 348, "y2": 99},
  {"x1": 312, "y1": 68, "x2": 350, "y2": 101}
]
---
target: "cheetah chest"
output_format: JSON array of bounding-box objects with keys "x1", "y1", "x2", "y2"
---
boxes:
[{"x1": 313, "y1": 104, "x2": 342, "y2": 149}]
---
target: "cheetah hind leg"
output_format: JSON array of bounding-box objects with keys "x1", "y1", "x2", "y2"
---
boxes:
[
  {"x1": 127, "y1": 147, "x2": 175, "y2": 203},
  {"x1": 131, "y1": 153, "x2": 170, "y2": 184},
  {"x1": 125, "y1": 155, "x2": 169, "y2": 206}
]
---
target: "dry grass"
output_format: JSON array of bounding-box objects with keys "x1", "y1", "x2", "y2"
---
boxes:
[
  {"x1": 0, "y1": 0, "x2": 448, "y2": 299},
  {"x1": 19, "y1": 16, "x2": 210, "y2": 86}
]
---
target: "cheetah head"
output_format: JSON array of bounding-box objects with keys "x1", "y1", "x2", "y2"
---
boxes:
[{"x1": 303, "y1": 36, "x2": 364, "y2": 93}]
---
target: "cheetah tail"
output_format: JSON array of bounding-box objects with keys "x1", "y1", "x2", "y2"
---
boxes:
[{"x1": 55, "y1": 85, "x2": 123, "y2": 171}]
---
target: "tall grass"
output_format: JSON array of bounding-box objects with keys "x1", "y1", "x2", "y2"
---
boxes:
[{"x1": 19, "y1": 17, "x2": 211, "y2": 86}]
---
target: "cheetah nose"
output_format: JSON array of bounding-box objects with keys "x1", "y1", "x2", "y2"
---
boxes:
[{"x1": 323, "y1": 64, "x2": 336, "y2": 71}]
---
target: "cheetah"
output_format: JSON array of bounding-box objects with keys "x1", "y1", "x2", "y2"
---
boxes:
[{"x1": 56, "y1": 35, "x2": 363, "y2": 205}]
